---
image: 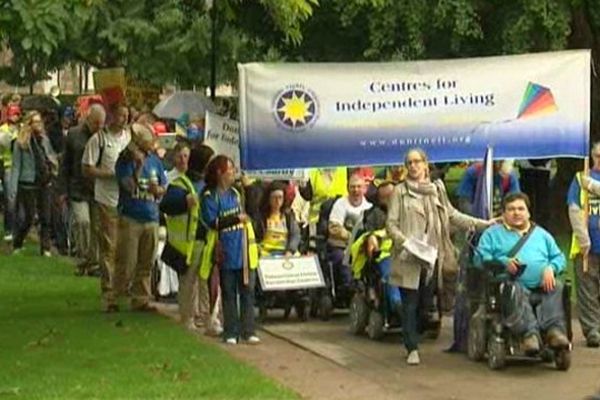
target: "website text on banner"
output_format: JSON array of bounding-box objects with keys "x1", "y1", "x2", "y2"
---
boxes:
[{"x1": 238, "y1": 50, "x2": 590, "y2": 170}]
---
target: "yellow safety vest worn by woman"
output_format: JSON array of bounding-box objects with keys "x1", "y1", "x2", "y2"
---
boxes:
[
  {"x1": 200, "y1": 187, "x2": 258, "y2": 279},
  {"x1": 260, "y1": 215, "x2": 288, "y2": 257}
]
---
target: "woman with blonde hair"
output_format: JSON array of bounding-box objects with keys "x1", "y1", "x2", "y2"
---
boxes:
[
  {"x1": 386, "y1": 147, "x2": 492, "y2": 365},
  {"x1": 9, "y1": 111, "x2": 58, "y2": 256}
]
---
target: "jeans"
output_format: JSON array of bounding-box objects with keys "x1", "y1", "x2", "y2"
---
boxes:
[
  {"x1": 327, "y1": 246, "x2": 352, "y2": 289},
  {"x1": 2, "y1": 168, "x2": 15, "y2": 236},
  {"x1": 399, "y1": 269, "x2": 436, "y2": 352},
  {"x1": 508, "y1": 281, "x2": 566, "y2": 337},
  {"x1": 574, "y1": 254, "x2": 600, "y2": 339},
  {"x1": 13, "y1": 184, "x2": 51, "y2": 253},
  {"x1": 70, "y1": 200, "x2": 99, "y2": 265},
  {"x1": 220, "y1": 268, "x2": 256, "y2": 340},
  {"x1": 377, "y1": 257, "x2": 402, "y2": 311}
]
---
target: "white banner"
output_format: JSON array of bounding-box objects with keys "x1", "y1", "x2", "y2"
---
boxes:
[
  {"x1": 204, "y1": 111, "x2": 241, "y2": 170},
  {"x1": 244, "y1": 168, "x2": 308, "y2": 181},
  {"x1": 257, "y1": 255, "x2": 325, "y2": 291},
  {"x1": 238, "y1": 50, "x2": 590, "y2": 169}
]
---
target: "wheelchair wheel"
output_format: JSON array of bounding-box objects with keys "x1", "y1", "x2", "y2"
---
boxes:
[
  {"x1": 555, "y1": 349, "x2": 571, "y2": 371},
  {"x1": 467, "y1": 308, "x2": 486, "y2": 362},
  {"x1": 487, "y1": 338, "x2": 506, "y2": 370},
  {"x1": 540, "y1": 348, "x2": 554, "y2": 363},
  {"x1": 319, "y1": 294, "x2": 334, "y2": 321},
  {"x1": 296, "y1": 300, "x2": 310, "y2": 322},
  {"x1": 367, "y1": 310, "x2": 384, "y2": 340},
  {"x1": 349, "y1": 293, "x2": 369, "y2": 335},
  {"x1": 283, "y1": 305, "x2": 292, "y2": 320},
  {"x1": 309, "y1": 290, "x2": 320, "y2": 318}
]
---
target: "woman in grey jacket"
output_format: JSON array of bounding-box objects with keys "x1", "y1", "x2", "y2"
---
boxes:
[
  {"x1": 10, "y1": 111, "x2": 58, "y2": 256},
  {"x1": 386, "y1": 148, "x2": 491, "y2": 366}
]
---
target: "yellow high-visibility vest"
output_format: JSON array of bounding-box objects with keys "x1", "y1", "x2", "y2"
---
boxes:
[
  {"x1": 165, "y1": 174, "x2": 200, "y2": 266},
  {"x1": 308, "y1": 167, "x2": 348, "y2": 223},
  {"x1": 570, "y1": 172, "x2": 591, "y2": 259},
  {"x1": 350, "y1": 229, "x2": 392, "y2": 278},
  {"x1": 0, "y1": 123, "x2": 18, "y2": 169}
]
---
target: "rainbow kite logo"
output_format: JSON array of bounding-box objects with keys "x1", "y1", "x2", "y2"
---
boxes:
[{"x1": 517, "y1": 82, "x2": 558, "y2": 119}]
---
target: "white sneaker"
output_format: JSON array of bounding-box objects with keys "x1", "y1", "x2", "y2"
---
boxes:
[
  {"x1": 245, "y1": 335, "x2": 261, "y2": 345},
  {"x1": 43, "y1": 251, "x2": 52, "y2": 258},
  {"x1": 3, "y1": 234, "x2": 13, "y2": 242},
  {"x1": 12, "y1": 248, "x2": 23, "y2": 255},
  {"x1": 407, "y1": 350, "x2": 420, "y2": 366},
  {"x1": 225, "y1": 338, "x2": 237, "y2": 345}
]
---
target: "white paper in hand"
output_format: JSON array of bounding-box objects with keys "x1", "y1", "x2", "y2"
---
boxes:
[{"x1": 402, "y1": 237, "x2": 438, "y2": 268}]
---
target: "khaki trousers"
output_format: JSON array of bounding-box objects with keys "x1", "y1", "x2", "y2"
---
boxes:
[
  {"x1": 115, "y1": 216, "x2": 158, "y2": 308},
  {"x1": 95, "y1": 202, "x2": 118, "y2": 307}
]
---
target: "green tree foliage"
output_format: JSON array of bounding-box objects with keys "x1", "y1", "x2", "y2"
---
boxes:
[
  {"x1": 0, "y1": 0, "x2": 70, "y2": 89},
  {"x1": 0, "y1": 0, "x2": 318, "y2": 88}
]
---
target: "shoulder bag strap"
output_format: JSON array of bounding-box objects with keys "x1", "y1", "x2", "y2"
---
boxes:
[{"x1": 507, "y1": 223, "x2": 537, "y2": 259}]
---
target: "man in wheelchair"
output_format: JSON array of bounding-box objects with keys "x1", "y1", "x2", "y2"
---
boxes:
[{"x1": 476, "y1": 192, "x2": 569, "y2": 355}]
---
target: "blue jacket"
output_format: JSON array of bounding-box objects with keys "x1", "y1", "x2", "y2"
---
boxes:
[
  {"x1": 201, "y1": 188, "x2": 243, "y2": 270},
  {"x1": 456, "y1": 164, "x2": 520, "y2": 203},
  {"x1": 476, "y1": 223, "x2": 565, "y2": 289}
]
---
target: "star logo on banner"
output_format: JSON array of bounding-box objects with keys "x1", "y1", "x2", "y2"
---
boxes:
[{"x1": 273, "y1": 87, "x2": 319, "y2": 130}]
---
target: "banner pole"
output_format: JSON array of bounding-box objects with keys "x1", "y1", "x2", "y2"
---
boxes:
[
  {"x1": 584, "y1": 156, "x2": 590, "y2": 273},
  {"x1": 487, "y1": 146, "x2": 494, "y2": 218}
]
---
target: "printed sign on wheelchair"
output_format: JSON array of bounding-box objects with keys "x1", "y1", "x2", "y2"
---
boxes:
[{"x1": 257, "y1": 255, "x2": 325, "y2": 291}]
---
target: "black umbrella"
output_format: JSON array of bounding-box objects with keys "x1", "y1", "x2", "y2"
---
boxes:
[{"x1": 21, "y1": 95, "x2": 60, "y2": 112}]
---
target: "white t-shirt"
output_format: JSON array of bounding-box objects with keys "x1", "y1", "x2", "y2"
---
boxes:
[
  {"x1": 82, "y1": 128, "x2": 131, "y2": 208},
  {"x1": 167, "y1": 168, "x2": 184, "y2": 184},
  {"x1": 329, "y1": 196, "x2": 372, "y2": 232}
]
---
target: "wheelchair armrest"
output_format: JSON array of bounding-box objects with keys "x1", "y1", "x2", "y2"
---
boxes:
[{"x1": 483, "y1": 261, "x2": 526, "y2": 279}]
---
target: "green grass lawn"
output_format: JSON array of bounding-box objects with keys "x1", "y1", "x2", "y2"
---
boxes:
[{"x1": 0, "y1": 249, "x2": 298, "y2": 400}]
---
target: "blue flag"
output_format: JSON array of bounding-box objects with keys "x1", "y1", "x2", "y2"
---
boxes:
[{"x1": 472, "y1": 147, "x2": 493, "y2": 219}]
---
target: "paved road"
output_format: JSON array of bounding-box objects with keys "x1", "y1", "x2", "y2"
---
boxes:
[{"x1": 261, "y1": 312, "x2": 600, "y2": 400}]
